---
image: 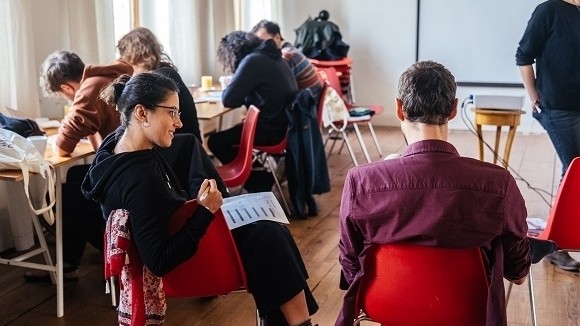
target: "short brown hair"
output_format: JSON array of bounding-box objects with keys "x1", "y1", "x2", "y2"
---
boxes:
[
  {"x1": 39, "y1": 50, "x2": 85, "y2": 96},
  {"x1": 398, "y1": 61, "x2": 456, "y2": 125}
]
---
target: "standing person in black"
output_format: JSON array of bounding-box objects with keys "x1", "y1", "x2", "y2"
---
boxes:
[
  {"x1": 208, "y1": 31, "x2": 298, "y2": 165},
  {"x1": 516, "y1": 0, "x2": 580, "y2": 271}
]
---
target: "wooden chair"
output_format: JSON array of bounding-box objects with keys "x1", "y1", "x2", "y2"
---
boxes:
[
  {"x1": 506, "y1": 157, "x2": 580, "y2": 326},
  {"x1": 215, "y1": 105, "x2": 260, "y2": 189},
  {"x1": 354, "y1": 243, "x2": 488, "y2": 326}
]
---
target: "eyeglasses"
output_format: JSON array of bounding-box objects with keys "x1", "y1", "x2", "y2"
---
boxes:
[{"x1": 155, "y1": 105, "x2": 181, "y2": 119}]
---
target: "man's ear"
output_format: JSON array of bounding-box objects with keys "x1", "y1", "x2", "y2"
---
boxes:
[
  {"x1": 395, "y1": 98, "x2": 405, "y2": 121},
  {"x1": 59, "y1": 83, "x2": 76, "y2": 98},
  {"x1": 448, "y1": 98, "x2": 459, "y2": 121}
]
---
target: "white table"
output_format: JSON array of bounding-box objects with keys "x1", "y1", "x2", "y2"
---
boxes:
[{"x1": 0, "y1": 140, "x2": 94, "y2": 317}]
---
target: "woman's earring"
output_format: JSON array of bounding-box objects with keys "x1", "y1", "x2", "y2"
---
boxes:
[{"x1": 143, "y1": 121, "x2": 150, "y2": 128}]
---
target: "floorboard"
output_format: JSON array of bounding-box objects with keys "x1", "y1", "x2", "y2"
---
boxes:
[{"x1": 0, "y1": 126, "x2": 575, "y2": 326}]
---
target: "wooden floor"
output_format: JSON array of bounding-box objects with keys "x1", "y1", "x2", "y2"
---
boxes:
[{"x1": 2, "y1": 126, "x2": 580, "y2": 326}]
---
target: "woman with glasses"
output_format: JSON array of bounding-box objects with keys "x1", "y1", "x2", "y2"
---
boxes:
[
  {"x1": 83, "y1": 72, "x2": 318, "y2": 326},
  {"x1": 117, "y1": 27, "x2": 202, "y2": 141}
]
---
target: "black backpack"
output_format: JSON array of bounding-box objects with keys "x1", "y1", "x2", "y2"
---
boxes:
[{"x1": 294, "y1": 10, "x2": 350, "y2": 60}]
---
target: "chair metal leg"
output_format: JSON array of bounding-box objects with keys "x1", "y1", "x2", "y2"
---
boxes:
[
  {"x1": 353, "y1": 311, "x2": 373, "y2": 326},
  {"x1": 265, "y1": 156, "x2": 291, "y2": 215},
  {"x1": 528, "y1": 269, "x2": 537, "y2": 326},
  {"x1": 505, "y1": 281, "x2": 513, "y2": 305},
  {"x1": 110, "y1": 276, "x2": 117, "y2": 307},
  {"x1": 352, "y1": 123, "x2": 371, "y2": 163},
  {"x1": 506, "y1": 269, "x2": 536, "y2": 326},
  {"x1": 256, "y1": 309, "x2": 264, "y2": 326},
  {"x1": 340, "y1": 130, "x2": 359, "y2": 166},
  {"x1": 366, "y1": 122, "x2": 383, "y2": 157},
  {"x1": 325, "y1": 130, "x2": 339, "y2": 159}
]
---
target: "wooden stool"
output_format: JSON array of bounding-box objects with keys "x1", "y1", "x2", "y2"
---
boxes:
[{"x1": 472, "y1": 109, "x2": 525, "y2": 168}]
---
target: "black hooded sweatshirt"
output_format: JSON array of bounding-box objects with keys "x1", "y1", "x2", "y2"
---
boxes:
[
  {"x1": 222, "y1": 39, "x2": 298, "y2": 133},
  {"x1": 81, "y1": 130, "x2": 214, "y2": 276}
]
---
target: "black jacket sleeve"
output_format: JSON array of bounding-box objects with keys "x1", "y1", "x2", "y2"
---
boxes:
[{"x1": 122, "y1": 160, "x2": 215, "y2": 276}]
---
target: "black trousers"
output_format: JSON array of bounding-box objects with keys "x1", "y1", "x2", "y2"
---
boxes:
[
  {"x1": 207, "y1": 123, "x2": 287, "y2": 165},
  {"x1": 231, "y1": 221, "x2": 318, "y2": 324},
  {"x1": 62, "y1": 165, "x2": 105, "y2": 267}
]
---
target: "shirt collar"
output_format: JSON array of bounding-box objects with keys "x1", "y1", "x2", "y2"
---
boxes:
[{"x1": 402, "y1": 139, "x2": 460, "y2": 157}]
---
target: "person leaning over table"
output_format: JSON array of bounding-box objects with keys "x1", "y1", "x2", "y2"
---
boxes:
[
  {"x1": 28, "y1": 50, "x2": 133, "y2": 282},
  {"x1": 117, "y1": 26, "x2": 202, "y2": 141},
  {"x1": 40, "y1": 50, "x2": 133, "y2": 156},
  {"x1": 516, "y1": 0, "x2": 580, "y2": 272},
  {"x1": 336, "y1": 61, "x2": 533, "y2": 326},
  {"x1": 207, "y1": 31, "x2": 298, "y2": 166},
  {"x1": 251, "y1": 20, "x2": 323, "y2": 99},
  {"x1": 81, "y1": 72, "x2": 318, "y2": 326}
]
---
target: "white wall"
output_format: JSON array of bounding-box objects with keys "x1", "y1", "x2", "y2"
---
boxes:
[
  {"x1": 281, "y1": 0, "x2": 416, "y2": 127},
  {"x1": 31, "y1": 0, "x2": 69, "y2": 119},
  {"x1": 280, "y1": 0, "x2": 543, "y2": 134},
  {"x1": 27, "y1": 0, "x2": 543, "y2": 133}
]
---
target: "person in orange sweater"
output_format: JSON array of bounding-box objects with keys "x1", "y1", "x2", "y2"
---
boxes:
[
  {"x1": 25, "y1": 51, "x2": 133, "y2": 281},
  {"x1": 39, "y1": 50, "x2": 133, "y2": 155}
]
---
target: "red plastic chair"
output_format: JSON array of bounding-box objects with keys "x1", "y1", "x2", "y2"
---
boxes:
[
  {"x1": 318, "y1": 66, "x2": 383, "y2": 163},
  {"x1": 309, "y1": 57, "x2": 354, "y2": 103},
  {"x1": 163, "y1": 201, "x2": 248, "y2": 297},
  {"x1": 317, "y1": 83, "x2": 361, "y2": 166},
  {"x1": 506, "y1": 157, "x2": 580, "y2": 326},
  {"x1": 253, "y1": 135, "x2": 291, "y2": 215},
  {"x1": 215, "y1": 105, "x2": 260, "y2": 188},
  {"x1": 354, "y1": 243, "x2": 489, "y2": 326},
  {"x1": 107, "y1": 200, "x2": 264, "y2": 325}
]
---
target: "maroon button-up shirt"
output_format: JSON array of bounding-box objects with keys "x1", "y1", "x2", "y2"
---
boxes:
[{"x1": 337, "y1": 140, "x2": 530, "y2": 326}]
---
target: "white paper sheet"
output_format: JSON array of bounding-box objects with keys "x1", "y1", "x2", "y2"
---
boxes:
[
  {"x1": 222, "y1": 192, "x2": 289, "y2": 230},
  {"x1": 527, "y1": 217, "x2": 547, "y2": 231}
]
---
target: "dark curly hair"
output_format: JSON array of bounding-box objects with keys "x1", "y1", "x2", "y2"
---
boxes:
[{"x1": 217, "y1": 31, "x2": 262, "y2": 74}]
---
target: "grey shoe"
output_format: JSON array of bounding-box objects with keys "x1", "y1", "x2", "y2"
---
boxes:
[{"x1": 547, "y1": 251, "x2": 580, "y2": 271}]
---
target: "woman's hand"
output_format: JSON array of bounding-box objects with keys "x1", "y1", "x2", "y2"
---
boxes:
[{"x1": 197, "y1": 179, "x2": 223, "y2": 213}]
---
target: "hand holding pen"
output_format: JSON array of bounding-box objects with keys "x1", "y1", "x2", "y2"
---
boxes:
[{"x1": 197, "y1": 179, "x2": 223, "y2": 213}]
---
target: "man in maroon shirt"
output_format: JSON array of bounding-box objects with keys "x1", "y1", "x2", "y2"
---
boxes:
[{"x1": 337, "y1": 61, "x2": 531, "y2": 326}]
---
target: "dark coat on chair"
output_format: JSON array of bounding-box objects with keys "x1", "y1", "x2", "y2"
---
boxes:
[
  {"x1": 285, "y1": 89, "x2": 331, "y2": 218},
  {"x1": 158, "y1": 133, "x2": 228, "y2": 198}
]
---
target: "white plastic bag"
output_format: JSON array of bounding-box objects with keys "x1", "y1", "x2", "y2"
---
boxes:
[
  {"x1": 321, "y1": 86, "x2": 350, "y2": 131},
  {"x1": 0, "y1": 129, "x2": 55, "y2": 224}
]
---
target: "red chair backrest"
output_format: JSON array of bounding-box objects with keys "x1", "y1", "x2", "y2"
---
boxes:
[
  {"x1": 316, "y1": 84, "x2": 328, "y2": 127},
  {"x1": 309, "y1": 57, "x2": 352, "y2": 68},
  {"x1": 228, "y1": 105, "x2": 260, "y2": 186},
  {"x1": 163, "y1": 200, "x2": 247, "y2": 297},
  {"x1": 539, "y1": 157, "x2": 580, "y2": 249},
  {"x1": 357, "y1": 243, "x2": 488, "y2": 326},
  {"x1": 317, "y1": 66, "x2": 345, "y2": 99}
]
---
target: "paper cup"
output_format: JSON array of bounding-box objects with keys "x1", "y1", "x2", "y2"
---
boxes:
[
  {"x1": 219, "y1": 76, "x2": 233, "y2": 89},
  {"x1": 27, "y1": 135, "x2": 48, "y2": 155}
]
